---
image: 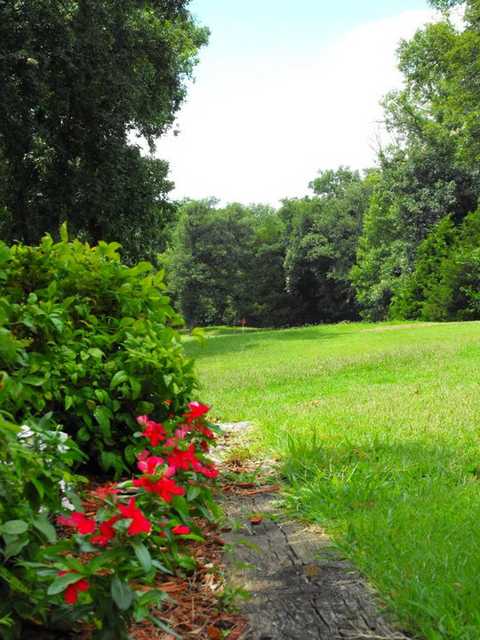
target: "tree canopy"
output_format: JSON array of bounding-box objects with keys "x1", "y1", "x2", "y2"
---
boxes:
[{"x1": 0, "y1": 0, "x2": 208, "y2": 259}]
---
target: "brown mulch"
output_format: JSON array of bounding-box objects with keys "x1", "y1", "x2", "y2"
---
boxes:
[
  {"x1": 75, "y1": 479, "x2": 250, "y2": 640},
  {"x1": 128, "y1": 520, "x2": 248, "y2": 640}
]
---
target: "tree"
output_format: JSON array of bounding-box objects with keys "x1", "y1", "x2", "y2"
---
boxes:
[
  {"x1": 0, "y1": 0, "x2": 208, "y2": 260},
  {"x1": 282, "y1": 168, "x2": 372, "y2": 324}
]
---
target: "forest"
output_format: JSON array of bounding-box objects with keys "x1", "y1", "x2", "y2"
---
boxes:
[{"x1": 166, "y1": 0, "x2": 480, "y2": 327}]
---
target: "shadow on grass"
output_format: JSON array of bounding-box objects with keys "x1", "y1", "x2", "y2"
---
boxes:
[
  {"x1": 185, "y1": 326, "x2": 346, "y2": 359},
  {"x1": 280, "y1": 433, "x2": 475, "y2": 523}
]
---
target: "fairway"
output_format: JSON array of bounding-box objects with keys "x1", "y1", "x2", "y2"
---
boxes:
[{"x1": 186, "y1": 322, "x2": 480, "y2": 640}]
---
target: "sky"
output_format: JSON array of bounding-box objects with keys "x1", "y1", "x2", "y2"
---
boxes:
[{"x1": 147, "y1": 0, "x2": 438, "y2": 205}]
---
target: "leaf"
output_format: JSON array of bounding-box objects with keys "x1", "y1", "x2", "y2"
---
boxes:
[
  {"x1": 60, "y1": 222, "x2": 69, "y2": 242},
  {"x1": 111, "y1": 576, "x2": 134, "y2": 611},
  {"x1": 110, "y1": 370, "x2": 128, "y2": 390},
  {"x1": 0, "y1": 565, "x2": 29, "y2": 594},
  {"x1": 47, "y1": 572, "x2": 83, "y2": 596},
  {"x1": 133, "y1": 542, "x2": 152, "y2": 573},
  {"x1": 87, "y1": 348, "x2": 103, "y2": 360},
  {"x1": 22, "y1": 375, "x2": 46, "y2": 387},
  {"x1": 171, "y1": 496, "x2": 190, "y2": 521},
  {"x1": 94, "y1": 406, "x2": 112, "y2": 441},
  {"x1": 148, "y1": 615, "x2": 182, "y2": 639},
  {"x1": 4, "y1": 537, "x2": 29, "y2": 559},
  {"x1": 0, "y1": 520, "x2": 28, "y2": 535},
  {"x1": 186, "y1": 486, "x2": 201, "y2": 502},
  {"x1": 33, "y1": 515, "x2": 57, "y2": 543}
]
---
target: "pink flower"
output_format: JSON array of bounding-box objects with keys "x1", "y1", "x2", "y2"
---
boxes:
[
  {"x1": 172, "y1": 525, "x2": 191, "y2": 535},
  {"x1": 118, "y1": 498, "x2": 152, "y2": 535},
  {"x1": 137, "y1": 455, "x2": 165, "y2": 474},
  {"x1": 175, "y1": 424, "x2": 191, "y2": 439},
  {"x1": 57, "y1": 512, "x2": 96, "y2": 535}
]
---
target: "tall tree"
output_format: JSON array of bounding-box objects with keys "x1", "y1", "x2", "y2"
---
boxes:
[
  {"x1": 282, "y1": 168, "x2": 372, "y2": 323},
  {"x1": 0, "y1": 0, "x2": 207, "y2": 259}
]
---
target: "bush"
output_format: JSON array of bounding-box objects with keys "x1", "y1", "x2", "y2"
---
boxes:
[
  {"x1": 0, "y1": 225, "x2": 197, "y2": 474},
  {"x1": 0, "y1": 403, "x2": 221, "y2": 639},
  {"x1": 0, "y1": 414, "x2": 84, "y2": 638}
]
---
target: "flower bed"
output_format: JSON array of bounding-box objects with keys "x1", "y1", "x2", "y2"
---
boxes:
[{"x1": 0, "y1": 231, "x2": 230, "y2": 639}]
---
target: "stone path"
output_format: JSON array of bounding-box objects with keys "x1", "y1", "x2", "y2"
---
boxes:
[{"x1": 219, "y1": 423, "x2": 411, "y2": 640}]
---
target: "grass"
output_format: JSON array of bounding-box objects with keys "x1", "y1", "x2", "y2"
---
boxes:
[{"x1": 186, "y1": 321, "x2": 480, "y2": 640}]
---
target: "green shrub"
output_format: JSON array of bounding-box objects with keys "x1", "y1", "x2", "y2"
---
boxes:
[
  {"x1": 0, "y1": 225, "x2": 196, "y2": 474},
  {"x1": 0, "y1": 414, "x2": 84, "y2": 638}
]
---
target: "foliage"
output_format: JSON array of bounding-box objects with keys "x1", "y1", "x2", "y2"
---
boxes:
[
  {"x1": 0, "y1": 402, "x2": 221, "y2": 639},
  {"x1": 282, "y1": 168, "x2": 372, "y2": 323},
  {"x1": 167, "y1": 200, "x2": 297, "y2": 327},
  {"x1": 0, "y1": 227, "x2": 196, "y2": 475},
  {"x1": 0, "y1": 0, "x2": 208, "y2": 261},
  {"x1": 392, "y1": 210, "x2": 480, "y2": 321},
  {"x1": 0, "y1": 414, "x2": 84, "y2": 638}
]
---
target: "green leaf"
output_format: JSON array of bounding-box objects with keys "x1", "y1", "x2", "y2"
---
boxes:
[
  {"x1": 47, "y1": 572, "x2": 83, "y2": 596},
  {"x1": 94, "y1": 406, "x2": 112, "y2": 441},
  {"x1": 33, "y1": 515, "x2": 57, "y2": 543},
  {"x1": 148, "y1": 614, "x2": 182, "y2": 639},
  {"x1": 111, "y1": 576, "x2": 134, "y2": 611},
  {"x1": 133, "y1": 542, "x2": 152, "y2": 573},
  {"x1": 0, "y1": 520, "x2": 28, "y2": 535},
  {"x1": 60, "y1": 222, "x2": 69, "y2": 242},
  {"x1": 22, "y1": 375, "x2": 46, "y2": 387},
  {"x1": 4, "y1": 537, "x2": 29, "y2": 559},
  {"x1": 186, "y1": 486, "x2": 201, "y2": 502},
  {"x1": 110, "y1": 370, "x2": 128, "y2": 390},
  {"x1": 171, "y1": 496, "x2": 190, "y2": 520},
  {"x1": 0, "y1": 565, "x2": 29, "y2": 594}
]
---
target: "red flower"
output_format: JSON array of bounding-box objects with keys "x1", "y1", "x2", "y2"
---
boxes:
[
  {"x1": 133, "y1": 476, "x2": 185, "y2": 502},
  {"x1": 58, "y1": 571, "x2": 90, "y2": 605},
  {"x1": 137, "y1": 416, "x2": 167, "y2": 447},
  {"x1": 172, "y1": 525, "x2": 191, "y2": 535},
  {"x1": 137, "y1": 455, "x2": 164, "y2": 474},
  {"x1": 199, "y1": 425, "x2": 215, "y2": 440},
  {"x1": 91, "y1": 516, "x2": 120, "y2": 547},
  {"x1": 91, "y1": 484, "x2": 119, "y2": 501},
  {"x1": 118, "y1": 498, "x2": 152, "y2": 535},
  {"x1": 196, "y1": 464, "x2": 219, "y2": 479},
  {"x1": 184, "y1": 401, "x2": 210, "y2": 423},
  {"x1": 167, "y1": 444, "x2": 199, "y2": 472},
  {"x1": 57, "y1": 512, "x2": 96, "y2": 535}
]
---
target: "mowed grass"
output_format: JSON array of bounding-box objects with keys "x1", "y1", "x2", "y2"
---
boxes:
[{"x1": 186, "y1": 322, "x2": 480, "y2": 640}]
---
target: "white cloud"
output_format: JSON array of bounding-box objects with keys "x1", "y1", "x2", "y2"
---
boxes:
[{"x1": 146, "y1": 8, "x2": 437, "y2": 205}]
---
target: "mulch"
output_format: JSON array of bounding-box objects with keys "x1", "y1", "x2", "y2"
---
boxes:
[{"x1": 73, "y1": 462, "x2": 269, "y2": 640}]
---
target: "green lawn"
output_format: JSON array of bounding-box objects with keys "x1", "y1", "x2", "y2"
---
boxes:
[{"x1": 186, "y1": 322, "x2": 480, "y2": 640}]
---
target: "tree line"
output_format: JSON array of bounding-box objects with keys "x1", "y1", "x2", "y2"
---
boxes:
[
  {"x1": 167, "y1": 0, "x2": 480, "y2": 326},
  {"x1": 2, "y1": 0, "x2": 480, "y2": 327}
]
